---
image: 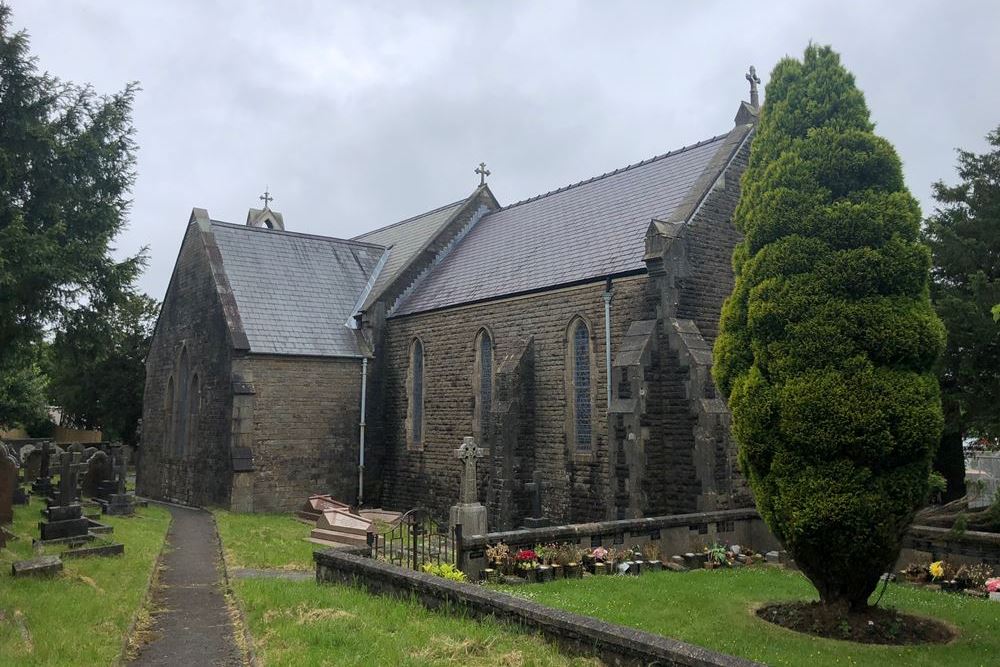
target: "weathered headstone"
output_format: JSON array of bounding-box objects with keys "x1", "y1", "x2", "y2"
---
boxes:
[
  {"x1": 12, "y1": 555, "x2": 63, "y2": 577},
  {"x1": 30, "y1": 442, "x2": 55, "y2": 497},
  {"x1": 21, "y1": 445, "x2": 41, "y2": 483},
  {"x1": 0, "y1": 446, "x2": 17, "y2": 524},
  {"x1": 82, "y1": 450, "x2": 113, "y2": 498},
  {"x1": 82, "y1": 446, "x2": 98, "y2": 461},
  {"x1": 449, "y1": 437, "x2": 487, "y2": 536},
  {"x1": 67, "y1": 442, "x2": 86, "y2": 455},
  {"x1": 103, "y1": 446, "x2": 135, "y2": 516},
  {"x1": 38, "y1": 452, "x2": 89, "y2": 541},
  {"x1": 523, "y1": 470, "x2": 551, "y2": 529}
]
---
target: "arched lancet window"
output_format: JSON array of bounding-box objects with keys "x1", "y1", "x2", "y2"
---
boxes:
[
  {"x1": 164, "y1": 376, "x2": 175, "y2": 453},
  {"x1": 474, "y1": 329, "x2": 493, "y2": 441},
  {"x1": 174, "y1": 347, "x2": 190, "y2": 458},
  {"x1": 570, "y1": 318, "x2": 593, "y2": 451},
  {"x1": 186, "y1": 373, "x2": 201, "y2": 456},
  {"x1": 407, "y1": 339, "x2": 425, "y2": 449}
]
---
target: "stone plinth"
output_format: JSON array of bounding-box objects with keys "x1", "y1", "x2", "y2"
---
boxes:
[
  {"x1": 12, "y1": 555, "x2": 63, "y2": 577},
  {"x1": 104, "y1": 493, "x2": 135, "y2": 516},
  {"x1": 450, "y1": 503, "x2": 487, "y2": 537}
]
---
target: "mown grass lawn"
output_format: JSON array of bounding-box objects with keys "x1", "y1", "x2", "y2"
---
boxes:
[
  {"x1": 213, "y1": 509, "x2": 315, "y2": 570},
  {"x1": 497, "y1": 566, "x2": 1000, "y2": 666},
  {"x1": 216, "y1": 511, "x2": 595, "y2": 665},
  {"x1": 0, "y1": 496, "x2": 171, "y2": 666},
  {"x1": 235, "y1": 578, "x2": 599, "y2": 667}
]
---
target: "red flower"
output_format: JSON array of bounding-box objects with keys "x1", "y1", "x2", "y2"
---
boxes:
[{"x1": 515, "y1": 549, "x2": 537, "y2": 562}]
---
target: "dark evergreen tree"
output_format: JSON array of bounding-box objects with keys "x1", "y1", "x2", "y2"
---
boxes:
[
  {"x1": 924, "y1": 126, "x2": 1000, "y2": 487},
  {"x1": 48, "y1": 292, "x2": 159, "y2": 446},
  {"x1": 713, "y1": 45, "x2": 945, "y2": 611},
  {"x1": 0, "y1": 4, "x2": 142, "y2": 427}
]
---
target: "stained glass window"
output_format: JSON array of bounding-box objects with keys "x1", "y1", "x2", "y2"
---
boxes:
[
  {"x1": 411, "y1": 340, "x2": 424, "y2": 445},
  {"x1": 573, "y1": 321, "x2": 592, "y2": 450},
  {"x1": 478, "y1": 332, "x2": 493, "y2": 437}
]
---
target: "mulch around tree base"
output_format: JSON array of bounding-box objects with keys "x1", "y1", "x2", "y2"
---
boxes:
[{"x1": 756, "y1": 601, "x2": 956, "y2": 645}]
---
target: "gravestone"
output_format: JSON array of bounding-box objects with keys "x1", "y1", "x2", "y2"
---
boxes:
[
  {"x1": 38, "y1": 452, "x2": 89, "y2": 541},
  {"x1": 82, "y1": 450, "x2": 113, "y2": 498},
  {"x1": 67, "y1": 443, "x2": 86, "y2": 455},
  {"x1": 103, "y1": 446, "x2": 135, "y2": 516},
  {"x1": 1, "y1": 446, "x2": 17, "y2": 524},
  {"x1": 3, "y1": 443, "x2": 28, "y2": 507},
  {"x1": 449, "y1": 437, "x2": 487, "y2": 536},
  {"x1": 523, "y1": 470, "x2": 551, "y2": 529},
  {"x1": 30, "y1": 442, "x2": 55, "y2": 498},
  {"x1": 20, "y1": 444, "x2": 40, "y2": 483},
  {"x1": 82, "y1": 446, "x2": 98, "y2": 461}
]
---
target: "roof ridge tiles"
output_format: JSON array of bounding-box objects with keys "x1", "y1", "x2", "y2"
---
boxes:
[
  {"x1": 209, "y1": 219, "x2": 385, "y2": 249},
  {"x1": 354, "y1": 197, "x2": 467, "y2": 239},
  {"x1": 499, "y1": 132, "x2": 729, "y2": 212}
]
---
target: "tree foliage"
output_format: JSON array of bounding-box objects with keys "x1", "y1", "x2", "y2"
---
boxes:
[
  {"x1": 48, "y1": 291, "x2": 158, "y2": 446},
  {"x1": 713, "y1": 45, "x2": 945, "y2": 610},
  {"x1": 924, "y1": 127, "x2": 1000, "y2": 466},
  {"x1": 0, "y1": 4, "x2": 142, "y2": 427}
]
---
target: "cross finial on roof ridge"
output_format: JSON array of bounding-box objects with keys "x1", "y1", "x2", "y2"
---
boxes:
[
  {"x1": 746, "y1": 65, "x2": 761, "y2": 109},
  {"x1": 259, "y1": 186, "x2": 274, "y2": 209},
  {"x1": 475, "y1": 162, "x2": 491, "y2": 186}
]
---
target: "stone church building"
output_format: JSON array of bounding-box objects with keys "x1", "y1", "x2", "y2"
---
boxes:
[{"x1": 137, "y1": 90, "x2": 761, "y2": 529}]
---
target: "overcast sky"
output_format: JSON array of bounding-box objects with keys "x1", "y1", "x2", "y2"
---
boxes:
[{"x1": 12, "y1": 1, "x2": 1000, "y2": 299}]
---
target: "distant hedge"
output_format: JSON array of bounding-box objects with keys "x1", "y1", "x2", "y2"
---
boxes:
[{"x1": 713, "y1": 45, "x2": 945, "y2": 611}]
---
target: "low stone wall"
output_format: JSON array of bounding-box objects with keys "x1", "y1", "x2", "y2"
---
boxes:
[
  {"x1": 459, "y1": 508, "x2": 779, "y2": 580},
  {"x1": 314, "y1": 548, "x2": 761, "y2": 667},
  {"x1": 900, "y1": 524, "x2": 1000, "y2": 568}
]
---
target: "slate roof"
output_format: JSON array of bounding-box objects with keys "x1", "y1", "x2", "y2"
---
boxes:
[
  {"x1": 393, "y1": 134, "x2": 730, "y2": 317},
  {"x1": 353, "y1": 199, "x2": 466, "y2": 310},
  {"x1": 210, "y1": 221, "x2": 385, "y2": 357}
]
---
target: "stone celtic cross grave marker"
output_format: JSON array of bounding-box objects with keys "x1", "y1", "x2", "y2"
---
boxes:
[{"x1": 450, "y1": 436, "x2": 487, "y2": 536}]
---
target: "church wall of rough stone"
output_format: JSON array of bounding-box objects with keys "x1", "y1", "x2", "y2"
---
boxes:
[
  {"x1": 377, "y1": 276, "x2": 657, "y2": 526},
  {"x1": 137, "y1": 223, "x2": 236, "y2": 507},
  {"x1": 243, "y1": 355, "x2": 363, "y2": 513}
]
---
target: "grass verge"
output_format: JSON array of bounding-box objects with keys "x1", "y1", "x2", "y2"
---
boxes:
[
  {"x1": 213, "y1": 509, "x2": 315, "y2": 571},
  {"x1": 0, "y1": 496, "x2": 172, "y2": 666},
  {"x1": 234, "y1": 578, "x2": 599, "y2": 666},
  {"x1": 496, "y1": 567, "x2": 1000, "y2": 666}
]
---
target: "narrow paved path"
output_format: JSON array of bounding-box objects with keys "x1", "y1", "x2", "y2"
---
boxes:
[{"x1": 130, "y1": 503, "x2": 242, "y2": 666}]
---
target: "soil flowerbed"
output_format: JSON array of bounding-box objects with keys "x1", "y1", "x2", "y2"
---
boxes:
[{"x1": 756, "y1": 601, "x2": 955, "y2": 645}]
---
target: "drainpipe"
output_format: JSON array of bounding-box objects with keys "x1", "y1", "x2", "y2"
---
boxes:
[
  {"x1": 358, "y1": 356, "x2": 368, "y2": 508},
  {"x1": 603, "y1": 277, "x2": 614, "y2": 411}
]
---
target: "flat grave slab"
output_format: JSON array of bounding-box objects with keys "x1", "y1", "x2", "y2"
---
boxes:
[{"x1": 12, "y1": 555, "x2": 63, "y2": 577}]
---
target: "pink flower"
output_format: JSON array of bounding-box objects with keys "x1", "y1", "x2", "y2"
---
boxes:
[
  {"x1": 591, "y1": 547, "x2": 608, "y2": 561},
  {"x1": 986, "y1": 578, "x2": 1000, "y2": 593}
]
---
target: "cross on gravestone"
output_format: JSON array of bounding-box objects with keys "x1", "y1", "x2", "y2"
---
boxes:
[
  {"x1": 474, "y1": 162, "x2": 491, "y2": 186},
  {"x1": 454, "y1": 437, "x2": 485, "y2": 505},
  {"x1": 112, "y1": 446, "x2": 128, "y2": 495},
  {"x1": 55, "y1": 452, "x2": 87, "y2": 507}
]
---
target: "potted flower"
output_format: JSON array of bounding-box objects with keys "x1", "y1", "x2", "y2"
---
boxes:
[
  {"x1": 515, "y1": 548, "x2": 538, "y2": 582},
  {"x1": 705, "y1": 543, "x2": 727, "y2": 570},
  {"x1": 642, "y1": 543, "x2": 663, "y2": 572},
  {"x1": 568, "y1": 545, "x2": 586, "y2": 578},
  {"x1": 986, "y1": 578, "x2": 1000, "y2": 602},
  {"x1": 590, "y1": 546, "x2": 609, "y2": 575},
  {"x1": 535, "y1": 544, "x2": 553, "y2": 582},
  {"x1": 486, "y1": 542, "x2": 513, "y2": 577}
]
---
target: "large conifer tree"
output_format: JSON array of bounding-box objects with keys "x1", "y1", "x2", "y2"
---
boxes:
[
  {"x1": 925, "y1": 126, "x2": 1000, "y2": 478},
  {"x1": 713, "y1": 45, "x2": 945, "y2": 610}
]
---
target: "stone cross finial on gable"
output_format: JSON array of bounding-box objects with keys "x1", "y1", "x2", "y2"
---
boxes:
[
  {"x1": 746, "y1": 65, "x2": 761, "y2": 109},
  {"x1": 475, "y1": 162, "x2": 491, "y2": 186},
  {"x1": 259, "y1": 186, "x2": 274, "y2": 209},
  {"x1": 454, "y1": 436, "x2": 485, "y2": 504}
]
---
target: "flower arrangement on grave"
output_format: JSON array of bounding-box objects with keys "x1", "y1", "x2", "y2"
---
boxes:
[
  {"x1": 704, "y1": 543, "x2": 728, "y2": 569},
  {"x1": 515, "y1": 548, "x2": 538, "y2": 570},
  {"x1": 642, "y1": 543, "x2": 663, "y2": 571},
  {"x1": 591, "y1": 546, "x2": 608, "y2": 562},
  {"x1": 987, "y1": 578, "x2": 1000, "y2": 594},
  {"x1": 486, "y1": 542, "x2": 514, "y2": 576},
  {"x1": 929, "y1": 560, "x2": 945, "y2": 581}
]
